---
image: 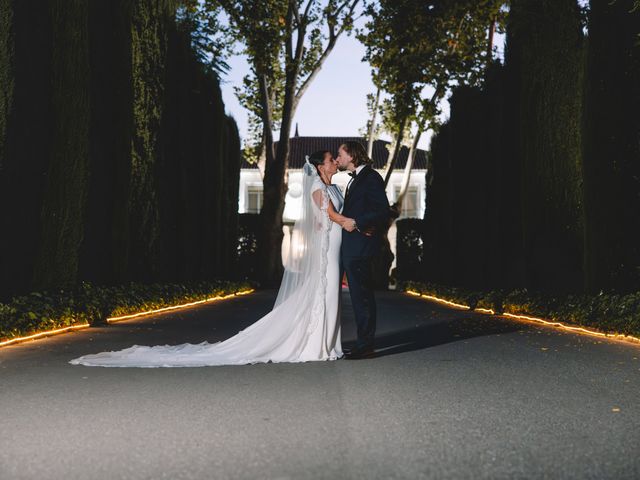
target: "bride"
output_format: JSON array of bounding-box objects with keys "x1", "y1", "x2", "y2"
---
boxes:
[{"x1": 70, "y1": 151, "x2": 354, "y2": 367}]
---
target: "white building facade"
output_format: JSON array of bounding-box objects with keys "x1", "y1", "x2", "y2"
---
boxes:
[{"x1": 238, "y1": 136, "x2": 427, "y2": 272}]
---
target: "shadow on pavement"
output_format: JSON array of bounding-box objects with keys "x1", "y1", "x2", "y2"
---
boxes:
[{"x1": 344, "y1": 314, "x2": 522, "y2": 359}]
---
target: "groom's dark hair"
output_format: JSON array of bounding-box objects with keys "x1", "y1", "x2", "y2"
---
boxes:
[{"x1": 340, "y1": 141, "x2": 372, "y2": 167}]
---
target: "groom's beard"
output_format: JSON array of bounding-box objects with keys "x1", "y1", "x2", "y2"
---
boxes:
[{"x1": 337, "y1": 165, "x2": 347, "y2": 172}]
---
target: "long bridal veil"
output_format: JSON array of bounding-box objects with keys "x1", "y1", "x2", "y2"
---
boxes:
[
  {"x1": 69, "y1": 158, "x2": 334, "y2": 367},
  {"x1": 274, "y1": 159, "x2": 330, "y2": 309}
]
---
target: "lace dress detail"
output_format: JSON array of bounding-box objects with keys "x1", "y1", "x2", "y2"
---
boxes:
[{"x1": 306, "y1": 182, "x2": 331, "y2": 336}]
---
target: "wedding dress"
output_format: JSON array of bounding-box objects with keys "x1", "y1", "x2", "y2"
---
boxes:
[{"x1": 70, "y1": 161, "x2": 343, "y2": 367}]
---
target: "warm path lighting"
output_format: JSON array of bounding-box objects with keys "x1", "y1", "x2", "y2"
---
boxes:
[
  {"x1": 0, "y1": 289, "x2": 255, "y2": 349},
  {"x1": 410, "y1": 291, "x2": 469, "y2": 310},
  {"x1": 0, "y1": 324, "x2": 90, "y2": 347},
  {"x1": 106, "y1": 289, "x2": 255, "y2": 323},
  {"x1": 475, "y1": 307, "x2": 495, "y2": 314},
  {"x1": 405, "y1": 290, "x2": 640, "y2": 346},
  {"x1": 500, "y1": 311, "x2": 640, "y2": 344}
]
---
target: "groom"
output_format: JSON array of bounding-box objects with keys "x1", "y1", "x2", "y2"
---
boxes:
[{"x1": 336, "y1": 141, "x2": 391, "y2": 359}]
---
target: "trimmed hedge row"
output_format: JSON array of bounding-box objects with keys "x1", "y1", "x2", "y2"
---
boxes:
[
  {"x1": 0, "y1": 280, "x2": 253, "y2": 343},
  {"x1": 0, "y1": 1, "x2": 242, "y2": 299},
  {"x1": 403, "y1": 281, "x2": 640, "y2": 338},
  {"x1": 424, "y1": 1, "x2": 640, "y2": 294}
]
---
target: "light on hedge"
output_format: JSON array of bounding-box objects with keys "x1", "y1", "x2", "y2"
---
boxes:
[
  {"x1": 106, "y1": 289, "x2": 255, "y2": 323},
  {"x1": 0, "y1": 288, "x2": 255, "y2": 348},
  {"x1": 0, "y1": 324, "x2": 90, "y2": 347},
  {"x1": 406, "y1": 290, "x2": 640, "y2": 346}
]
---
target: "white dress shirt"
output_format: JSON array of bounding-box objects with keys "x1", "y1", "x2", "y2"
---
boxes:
[{"x1": 346, "y1": 164, "x2": 366, "y2": 194}]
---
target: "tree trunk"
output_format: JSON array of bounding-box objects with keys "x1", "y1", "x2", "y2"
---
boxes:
[
  {"x1": 383, "y1": 116, "x2": 408, "y2": 187},
  {"x1": 487, "y1": 15, "x2": 496, "y2": 62},
  {"x1": 259, "y1": 65, "x2": 299, "y2": 286},
  {"x1": 366, "y1": 87, "x2": 381, "y2": 158},
  {"x1": 395, "y1": 124, "x2": 424, "y2": 212},
  {"x1": 257, "y1": 132, "x2": 266, "y2": 179}
]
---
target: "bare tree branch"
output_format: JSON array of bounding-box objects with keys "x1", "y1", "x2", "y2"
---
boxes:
[
  {"x1": 285, "y1": 2, "x2": 295, "y2": 61},
  {"x1": 294, "y1": 0, "x2": 360, "y2": 104},
  {"x1": 301, "y1": 0, "x2": 315, "y2": 23}
]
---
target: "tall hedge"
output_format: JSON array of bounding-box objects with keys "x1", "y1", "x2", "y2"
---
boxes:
[
  {"x1": 0, "y1": 0, "x2": 13, "y2": 170},
  {"x1": 423, "y1": 122, "x2": 454, "y2": 286},
  {"x1": 0, "y1": 0, "x2": 54, "y2": 296},
  {"x1": 32, "y1": 0, "x2": 90, "y2": 290},
  {"x1": 158, "y1": 22, "x2": 241, "y2": 283},
  {"x1": 423, "y1": 0, "x2": 596, "y2": 294},
  {"x1": 79, "y1": 0, "x2": 133, "y2": 285},
  {"x1": 582, "y1": 0, "x2": 640, "y2": 292},
  {"x1": 0, "y1": 0, "x2": 242, "y2": 300},
  {"x1": 507, "y1": 0, "x2": 586, "y2": 292},
  {"x1": 223, "y1": 116, "x2": 242, "y2": 275},
  {"x1": 128, "y1": 0, "x2": 173, "y2": 282},
  {"x1": 422, "y1": 0, "x2": 640, "y2": 295},
  {"x1": 423, "y1": 66, "x2": 517, "y2": 290}
]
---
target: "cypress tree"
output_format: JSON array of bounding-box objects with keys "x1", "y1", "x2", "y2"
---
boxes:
[
  {"x1": 583, "y1": 0, "x2": 640, "y2": 292},
  {"x1": 0, "y1": 0, "x2": 13, "y2": 172},
  {"x1": 421, "y1": 70, "x2": 508, "y2": 290},
  {"x1": 0, "y1": 0, "x2": 242, "y2": 298},
  {"x1": 506, "y1": 0, "x2": 586, "y2": 292},
  {"x1": 156, "y1": 18, "x2": 185, "y2": 282},
  {"x1": 33, "y1": 0, "x2": 90, "y2": 290},
  {"x1": 128, "y1": 0, "x2": 173, "y2": 281},
  {"x1": 206, "y1": 72, "x2": 228, "y2": 279},
  {"x1": 0, "y1": 0, "x2": 53, "y2": 297},
  {"x1": 80, "y1": 0, "x2": 134, "y2": 285},
  {"x1": 157, "y1": 18, "x2": 242, "y2": 282},
  {"x1": 423, "y1": 123, "x2": 455, "y2": 286},
  {"x1": 223, "y1": 116, "x2": 241, "y2": 278}
]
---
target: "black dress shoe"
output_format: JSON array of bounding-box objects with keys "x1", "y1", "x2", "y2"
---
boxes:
[{"x1": 344, "y1": 345, "x2": 375, "y2": 359}]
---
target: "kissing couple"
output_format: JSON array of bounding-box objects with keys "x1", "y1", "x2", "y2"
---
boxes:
[{"x1": 70, "y1": 141, "x2": 391, "y2": 367}]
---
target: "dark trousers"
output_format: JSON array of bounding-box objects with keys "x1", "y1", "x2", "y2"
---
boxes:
[{"x1": 341, "y1": 255, "x2": 376, "y2": 349}]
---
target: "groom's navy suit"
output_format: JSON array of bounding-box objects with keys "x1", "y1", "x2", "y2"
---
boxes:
[{"x1": 341, "y1": 164, "x2": 390, "y2": 350}]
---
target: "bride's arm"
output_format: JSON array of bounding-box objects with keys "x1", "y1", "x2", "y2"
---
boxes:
[
  {"x1": 312, "y1": 189, "x2": 350, "y2": 226},
  {"x1": 327, "y1": 201, "x2": 349, "y2": 226}
]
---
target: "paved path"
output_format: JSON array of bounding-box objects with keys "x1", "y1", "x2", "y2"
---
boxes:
[{"x1": 1, "y1": 289, "x2": 639, "y2": 480}]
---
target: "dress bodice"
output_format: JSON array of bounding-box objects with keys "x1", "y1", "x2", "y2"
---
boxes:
[{"x1": 327, "y1": 184, "x2": 344, "y2": 213}]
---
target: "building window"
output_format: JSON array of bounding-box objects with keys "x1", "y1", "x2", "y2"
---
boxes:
[
  {"x1": 247, "y1": 186, "x2": 263, "y2": 214},
  {"x1": 394, "y1": 186, "x2": 419, "y2": 218}
]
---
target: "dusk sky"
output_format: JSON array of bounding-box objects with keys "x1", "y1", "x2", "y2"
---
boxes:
[{"x1": 220, "y1": 16, "x2": 506, "y2": 152}]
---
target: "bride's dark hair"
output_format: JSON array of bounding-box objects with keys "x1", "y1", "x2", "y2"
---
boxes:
[{"x1": 307, "y1": 150, "x2": 330, "y2": 174}]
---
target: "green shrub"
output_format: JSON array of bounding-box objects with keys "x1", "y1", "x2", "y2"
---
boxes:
[
  {"x1": 405, "y1": 281, "x2": 640, "y2": 338},
  {"x1": 0, "y1": 280, "x2": 254, "y2": 342}
]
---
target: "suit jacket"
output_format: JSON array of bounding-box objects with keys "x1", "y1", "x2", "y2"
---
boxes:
[{"x1": 341, "y1": 165, "x2": 390, "y2": 257}]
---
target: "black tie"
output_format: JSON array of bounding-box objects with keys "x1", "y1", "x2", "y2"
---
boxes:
[{"x1": 346, "y1": 171, "x2": 356, "y2": 196}]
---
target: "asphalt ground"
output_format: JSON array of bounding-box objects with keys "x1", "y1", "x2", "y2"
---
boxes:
[{"x1": 1, "y1": 289, "x2": 639, "y2": 480}]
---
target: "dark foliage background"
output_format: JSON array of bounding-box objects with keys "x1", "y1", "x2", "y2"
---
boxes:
[
  {"x1": 410, "y1": 0, "x2": 640, "y2": 295},
  {"x1": 0, "y1": 0, "x2": 242, "y2": 301}
]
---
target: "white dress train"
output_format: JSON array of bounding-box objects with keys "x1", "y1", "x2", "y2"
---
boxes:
[{"x1": 69, "y1": 178, "x2": 344, "y2": 367}]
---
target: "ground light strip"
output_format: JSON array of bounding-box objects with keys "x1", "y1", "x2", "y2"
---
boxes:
[
  {"x1": 0, "y1": 324, "x2": 91, "y2": 347},
  {"x1": 106, "y1": 289, "x2": 254, "y2": 323},
  {"x1": 0, "y1": 289, "x2": 255, "y2": 348},
  {"x1": 406, "y1": 290, "x2": 640, "y2": 345}
]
